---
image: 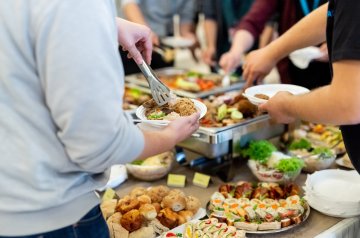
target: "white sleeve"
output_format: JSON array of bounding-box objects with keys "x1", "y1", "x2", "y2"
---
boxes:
[{"x1": 35, "y1": 0, "x2": 144, "y2": 173}]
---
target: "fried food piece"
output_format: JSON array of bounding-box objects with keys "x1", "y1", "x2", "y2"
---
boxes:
[
  {"x1": 152, "y1": 203, "x2": 161, "y2": 214},
  {"x1": 147, "y1": 186, "x2": 170, "y2": 203},
  {"x1": 255, "y1": 94, "x2": 270, "y2": 100},
  {"x1": 130, "y1": 187, "x2": 147, "y2": 198},
  {"x1": 116, "y1": 196, "x2": 140, "y2": 214},
  {"x1": 218, "y1": 184, "x2": 234, "y2": 198},
  {"x1": 185, "y1": 196, "x2": 201, "y2": 214},
  {"x1": 252, "y1": 187, "x2": 270, "y2": 200},
  {"x1": 178, "y1": 210, "x2": 194, "y2": 222},
  {"x1": 157, "y1": 207, "x2": 179, "y2": 229},
  {"x1": 120, "y1": 209, "x2": 144, "y2": 232},
  {"x1": 234, "y1": 182, "x2": 253, "y2": 199},
  {"x1": 269, "y1": 183, "x2": 285, "y2": 199},
  {"x1": 284, "y1": 183, "x2": 300, "y2": 197},
  {"x1": 137, "y1": 195, "x2": 152, "y2": 205},
  {"x1": 139, "y1": 204, "x2": 157, "y2": 220},
  {"x1": 237, "y1": 99, "x2": 257, "y2": 118},
  {"x1": 172, "y1": 98, "x2": 197, "y2": 116}
]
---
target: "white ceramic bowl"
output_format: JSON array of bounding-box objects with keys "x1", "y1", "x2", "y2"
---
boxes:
[
  {"x1": 126, "y1": 151, "x2": 174, "y2": 181},
  {"x1": 248, "y1": 160, "x2": 301, "y2": 184},
  {"x1": 161, "y1": 36, "x2": 195, "y2": 48}
]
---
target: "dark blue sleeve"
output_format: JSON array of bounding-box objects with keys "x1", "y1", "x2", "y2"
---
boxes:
[
  {"x1": 332, "y1": 0, "x2": 360, "y2": 61},
  {"x1": 202, "y1": 0, "x2": 217, "y2": 20}
]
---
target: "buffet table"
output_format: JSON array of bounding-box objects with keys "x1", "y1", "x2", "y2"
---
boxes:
[{"x1": 114, "y1": 158, "x2": 359, "y2": 238}]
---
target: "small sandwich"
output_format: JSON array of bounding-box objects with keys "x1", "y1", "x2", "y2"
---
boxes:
[
  {"x1": 233, "y1": 221, "x2": 259, "y2": 231},
  {"x1": 258, "y1": 221, "x2": 281, "y2": 230},
  {"x1": 183, "y1": 223, "x2": 193, "y2": 238},
  {"x1": 196, "y1": 218, "x2": 218, "y2": 230}
]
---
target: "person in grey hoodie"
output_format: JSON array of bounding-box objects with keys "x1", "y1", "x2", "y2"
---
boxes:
[{"x1": 0, "y1": 0, "x2": 199, "y2": 237}]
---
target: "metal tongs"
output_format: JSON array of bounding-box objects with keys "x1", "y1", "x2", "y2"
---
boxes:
[{"x1": 137, "y1": 60, "x2": 172, "y2": 106}]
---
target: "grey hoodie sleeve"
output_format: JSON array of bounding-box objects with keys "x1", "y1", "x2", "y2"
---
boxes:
[{"x1": 35, "y1": 0, "x2": 144, "y2": 173}]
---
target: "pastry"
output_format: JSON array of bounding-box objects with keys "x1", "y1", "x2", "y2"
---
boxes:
[
  {"x1": 152, "y1": 203, "x2": 161, "y2": 214},
  {"x1": 146, "y1": 186, "x2": 170, "y2": 203},
  {"x1": 116, "y1": 196, "x2": 140, "y2": 214},
  {"x1": 130, "y1": 187, "x2": 147, "y2": 198},
  {"x1": 178, "y1": 210, "x2": 193, "y2": 222},
  {"x1": 137, "y1": 195, "x2": 152, "y2": 205},
  {"x1": 161, "y1": 194, "x2": 186, "y2": 212},
  {"x1": 139, "y1": 204, "x2": 157, "y2": 220},
  {"x1": 120, "y1": 209, "x2": 144, "y2": 232},
  {"x1": 185, "y1": 196, "x2": 201, "y2": 213},
  {"x1": 168, "y1": 189, "x2": 185, "y2": 197},
  {"x1": 157, "y1": 207, "x2": 179, "y2": 229}
]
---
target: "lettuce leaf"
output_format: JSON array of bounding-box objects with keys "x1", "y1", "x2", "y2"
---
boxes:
[{"x1": 242, "y1": 140, "x2": 276, "y2": 164}]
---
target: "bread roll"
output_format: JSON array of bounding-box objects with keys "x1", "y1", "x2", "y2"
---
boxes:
[
  {"x1": 139, "y1": 204, "x2": 157, "y2": 220},
  {"x1": 152, "y1": 203, "x2": 161, "y2": 214},
  {"x1": 116, "y1": 196, "x2": 140, "y2": 214},
  {"x1": 178, "y1": 210, "x2": 193, "y2": 222},
  {"x1": 137, "y1": 195, "x2": 152, "y2": 205},
  {"x1": 120, "y1": 209, "x2": 144, "y2": 232},
  {"x1": 161, "y1": 194, "x2": 186, "y2": 212},
  {"x1": 185, "y1": 196, "x2": 201, "y2": 214},
  {"x1": 168, "y1": 189, "x2": 185, "y2": 197},
  {"x1": 147, "y1": 186, "x2": 170, "y2": 203},
  {"x1": 130, "y1": 187, "x2": 147, "y2": 198},
  {"x1": 157, "y1": 208, "x2": 179, "y2": 229},
  {"x1": 101, "y1": 199, "x2": 117, "y2": 219}
]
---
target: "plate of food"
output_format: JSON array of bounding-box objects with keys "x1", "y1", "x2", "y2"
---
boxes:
[
  {"x1": 206, "y1": 181, "x2": 310, "y2": 234},
  {"x1": 161, "y1": 36, "x2": 195, "y2": 48},
  {"x1": 243, "y1": 84, "x2": 310, "y2": 106},
  {"x1": 161, "y1": 218, "x2": 246, "y2": 238},
  {"x1": 136, "y1": 97, "x2": 207, "y2": 128},
  {"x1": 102, "y1": 185, "x2": 205, "y2": 238}
]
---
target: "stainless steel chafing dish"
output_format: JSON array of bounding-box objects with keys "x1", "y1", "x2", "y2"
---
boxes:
[
  {"x1": 125, "y1": 68, "x2": 245, "y2": 99},
  {"x1": 178, "y1": 115, "x2": 286, "y2": 158}
]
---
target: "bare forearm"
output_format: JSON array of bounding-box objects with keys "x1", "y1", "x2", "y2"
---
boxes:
[
  {"x1": 137, "y1": 130, "x2": 176, "y2": 159},
  {"x1": 204, "y1": 20, "x2": 217, "y2": 49},
  {"x1": 285, "y1": 61, "x2": 360, "y2": 125},
  {"x1": 180, "y1": 22, "x2": 195, "y2": 37},
  {"x1": 122, "y1": 3, "x2": 148, "y2": 26},
  {"x1": 229, "y1": 30, "x2": 255, "y2": 55},
  {"x1": 266, "y1": 3, "x2": 328, "y2": 62}
]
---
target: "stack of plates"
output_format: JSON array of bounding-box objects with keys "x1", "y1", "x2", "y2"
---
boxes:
[{"x1": 304, "y1": 169, "x2": 360, "y2": 218}]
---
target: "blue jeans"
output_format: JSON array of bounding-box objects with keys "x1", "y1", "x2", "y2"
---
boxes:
[{"x1": 1, "y1": 205, "x2": 110, "y2": 238}]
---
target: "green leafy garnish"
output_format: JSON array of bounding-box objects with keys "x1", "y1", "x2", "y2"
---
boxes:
[
  {"x1": 131, "y1": 160, "x2": 144, "y2": 165},
  {"x1": 275, "y1": 158, "x2": 304, "y2": 174},
  {"x1": 129, "y1": 88, "x2": 141, "y2": 98},
  {"x1": 289, "y1": 138, "x2": 312, "y2": 150},
  {"x1": 312, "y1": 147, "x2": 334, "y2": 157},
  {"x1": 242, "y1": 140, "x2": 276, "y2": 164},
  {"x1": 148, "y1": 111, "x2": 165, "y2": 119}
]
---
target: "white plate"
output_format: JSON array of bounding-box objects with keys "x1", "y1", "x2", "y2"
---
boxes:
[
  {"x1": 244, "y1": 84, "x2": 310, "y2": 106},
  {"x1": 135, "y1": 99, "x2": 207, "y2": 128},
  {"x1": 161, "y1": 36, "x2": 195, "y2": 48}
]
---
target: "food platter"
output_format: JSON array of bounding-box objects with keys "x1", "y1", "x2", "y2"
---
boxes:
[{"x1": 206, "y1": 201, "x2": 310, "y2": 234}]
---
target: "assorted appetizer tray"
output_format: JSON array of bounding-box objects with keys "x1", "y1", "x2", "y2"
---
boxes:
[{"x1": 206, "y1": 181, "x2": 310, "y2": 234}]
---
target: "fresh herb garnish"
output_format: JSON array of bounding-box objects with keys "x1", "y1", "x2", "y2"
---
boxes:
[
  {"x1": 131, "y1": 160, "x2": 144, "y2": 165},
  {"x1": 275, "y1": 158, "x2": 304, "y2": 174},
  {"x1": 242, "y1": 140, "x2": 276, "y2": 164},
  {"x1": 312, "y1": 147, "x2": 334, "y2": 157},
  {"x1": 289, "y1": 138, "x2": 312, "y2": 150}
]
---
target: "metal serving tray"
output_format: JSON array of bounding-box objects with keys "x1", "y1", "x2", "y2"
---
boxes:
[
  {"x1": 125, "y1": 67, "x2": 245, "y2": 98},
  {"x1": 178, "y1": 115, "x2": 286, "y2": 158}
]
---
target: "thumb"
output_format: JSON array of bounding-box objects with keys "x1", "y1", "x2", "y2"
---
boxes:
[{"x1": 258, "y1": 103, "x2": 268, "y2": 112}]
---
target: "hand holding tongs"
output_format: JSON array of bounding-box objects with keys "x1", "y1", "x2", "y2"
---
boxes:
[{"x1": 137, "y1": 60, "x2": 172, "y2": 106}]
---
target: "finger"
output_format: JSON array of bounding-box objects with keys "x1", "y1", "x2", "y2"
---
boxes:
[
  {"x1": 143, "y1": 35, "x2": 153, "y2": 65},
  {"x1": 126, "y1": 44, "x2": 143, "y2": 64},
  {"x1": 258, "y1": 103, "x2": 268, "y2": 112}
]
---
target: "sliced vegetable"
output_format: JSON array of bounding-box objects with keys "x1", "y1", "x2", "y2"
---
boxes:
[
  {"x1": 148, "y1": 111, "x2": 166, "y2": 119},
  {"x1": 217, "y1": 104, "x2": 227, "y2": 121},
  {"x1": 231, "y1": 110, "x2": 243, "y2": 120},
  {"x1": 131, "y1": 160, "x2": 144, "y2": 165},
  {"x1": 312, "y1": 147, "x2": 334, "y2": 157}
]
